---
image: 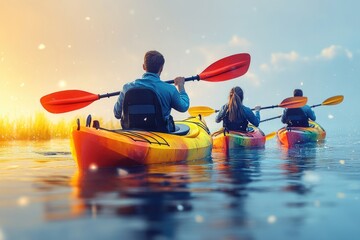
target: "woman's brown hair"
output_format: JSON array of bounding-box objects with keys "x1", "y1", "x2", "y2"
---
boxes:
[{"x1": 227, "y1": 86, "x2": 246, "y2": 122}]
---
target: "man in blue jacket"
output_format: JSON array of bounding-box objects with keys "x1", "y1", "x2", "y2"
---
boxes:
[
  {"x1": 281, "y1": 89, "x2": 316, "y2": 127},
  {"x1": 114, "y1": 50, "x2": 189, "y2": 132}
]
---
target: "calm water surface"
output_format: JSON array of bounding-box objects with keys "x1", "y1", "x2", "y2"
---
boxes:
[{"x1": 0, "y1": 135, "x2": 359, "y2": 240}]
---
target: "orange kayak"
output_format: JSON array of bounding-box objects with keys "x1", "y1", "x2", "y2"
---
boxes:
[{"x1": 277, "y1": 121, "x2": 326, "y2": 147}]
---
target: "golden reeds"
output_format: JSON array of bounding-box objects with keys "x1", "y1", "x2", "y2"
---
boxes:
[{"x1": 0, "y1": 112, "x2": 119, "y2": 141}]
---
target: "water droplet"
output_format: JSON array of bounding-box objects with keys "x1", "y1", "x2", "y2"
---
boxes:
[
  {"x1": 89, "y1": 164, "x2": 98, "y2": 171},
  {"x1": 177, "y1": 204, "x2": 184, "y2": 211},
  {"x1": 267, "y1": 215, "x2": 277, "y2": 224},
  {"x1": 337, "y1": 192, "x2": 346, "y2": 199},
  {"x1": 17, "y1": 196, "x2": 29, "y2": 207},
  {"x1": 195, "y1": 214, "x2": 204, "y2": 223},
  {"x1": 38, "y1": 44, "x2": 46, "y2": 50}
]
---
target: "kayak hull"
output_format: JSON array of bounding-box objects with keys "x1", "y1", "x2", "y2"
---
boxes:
[
  {"x1": 212, "y1": 126, "x2": 266, "y2": 153},
  {"x1": 277, "y1": 121, "x2": 326, "y2": 147},
  {"x1": 70, "y1": 117, "x2": 212, "y2": 170}
]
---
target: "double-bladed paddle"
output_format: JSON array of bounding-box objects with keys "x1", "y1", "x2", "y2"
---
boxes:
[
  {"x1": 188, "y1": 96, "x2": 308, "y2": 117},
  {"x1": 41, "y1": 53, "x2": 251, "y2": 114},
  {"x1": 260, "y1": 95, "x2": 344, "y2": 123}
]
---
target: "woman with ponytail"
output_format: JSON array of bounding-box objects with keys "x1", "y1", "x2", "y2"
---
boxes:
[{"x1": 215, "y1": 86, "x2": 261, "y2": 131}]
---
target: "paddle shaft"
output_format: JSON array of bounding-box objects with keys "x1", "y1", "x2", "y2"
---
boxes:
[
  {"x1": 165, "y1": 75, "x2": 200, "y2": 84},
  {"x1": 99, "y1": 91, "x2": 121, "y2": 99},
  {"x1": 260, "y1": 115, "x2": 282, "y2": 123},
  {"x1": 252, "y1": 105, "x2": 280, "y2": 111}
]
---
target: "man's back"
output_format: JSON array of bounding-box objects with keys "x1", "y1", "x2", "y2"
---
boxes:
[{"x1": 122, "y1": 72, "x2": 189, "y2": 119}]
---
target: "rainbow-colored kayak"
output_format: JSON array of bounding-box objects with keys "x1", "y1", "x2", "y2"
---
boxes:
[
  {"x1": 70, "y1": 116, "x2": 212, "y2": 170},
  {"x1": 277, "y1": 121, "x2": 326, "y2": 147},
  {"x1": 212, "y1": 125, "x2": 266, "y2": 153}
]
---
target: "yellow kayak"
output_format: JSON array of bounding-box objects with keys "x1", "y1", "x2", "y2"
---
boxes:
[{"x1": 70, "y1": 116, "x2": 212, "y2": 170}]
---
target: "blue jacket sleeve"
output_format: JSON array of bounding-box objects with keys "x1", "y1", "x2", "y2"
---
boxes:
[
  {"x1": 215, "y1": 104, "x2": 228, "y2": 123},
  {"x1": 303, "y1": 105, "x2": 316, "y2": 121},
  {"x1": 171, "y1": 90, "x2": 190, "y2": 113},
  {"x1": 244, "y1": 106, "x2": 260, "y2": 127}
]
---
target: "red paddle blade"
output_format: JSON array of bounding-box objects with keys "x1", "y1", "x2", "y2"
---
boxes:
[
  {"x1": 198, "y1": 53, "x2": 250, "y2": 82},
  {"x1": 40, "y1": 90, "x2": 100, "y2": 113},
  {"x1": 279, "y1": 96, "x2": 308, "y2": 108}
]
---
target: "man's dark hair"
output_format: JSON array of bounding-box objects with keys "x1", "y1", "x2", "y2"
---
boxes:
[
  {"x1": 293, "y1": 89, "x2": 303, "y2": 97},
  {"x1": 144, "y1": 51, "x2": 165, "y2": 73}
]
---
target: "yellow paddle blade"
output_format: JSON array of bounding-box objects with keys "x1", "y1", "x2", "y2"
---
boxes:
[
  {"x1": 265, "y1": 131, "x2": 276, "y2": 140},
  {"x1": 322, "y1": 95, "x2": 344, "y2": 106},
  {"x1": 188, "y1": 106, "x2": 217, "y2": 117}
]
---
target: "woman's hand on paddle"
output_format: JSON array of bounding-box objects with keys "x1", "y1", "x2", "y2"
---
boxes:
[
  {"x1": 174, "y1": 77, "x2": 186, "y2": 92},
  {"x1": 254, "y1": 105, "x2": 261, "y2": 112}
]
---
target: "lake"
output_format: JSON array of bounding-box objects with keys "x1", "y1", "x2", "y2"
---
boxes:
[{"x1": 0, "y1": 134, "x2": 359, "y2": 240}]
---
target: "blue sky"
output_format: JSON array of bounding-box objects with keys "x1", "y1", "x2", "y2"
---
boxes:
[{"x1": 0, "y1": 0, "x2": 358, "y2": 135}]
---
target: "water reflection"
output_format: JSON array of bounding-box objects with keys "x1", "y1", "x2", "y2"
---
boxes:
[
  {"x1": 279, "y1": 144, "x2": 319, "y2": 195},
  {"x1": 35, "y1": 159, "x2": 211, "y2": 239},
  {"x1": 212, "y1": 148, "x2": 263, "y2": 231},
  {"x1": 213, "y1": 148, "x2": 263, "y2": 187},
  {"x1": 3, "y1": 139, "x2": 360, "y2": 239}
]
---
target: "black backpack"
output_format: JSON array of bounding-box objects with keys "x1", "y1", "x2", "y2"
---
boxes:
[
  {"x1": 121, "y1": 88, "x2": 172, "y2": 132},
  {"x1": 284, "y1": 108, "x2": 309, "y2": 127},
  {"x1": 223, "y1": 111, "x2": 249, "y2": 131}
]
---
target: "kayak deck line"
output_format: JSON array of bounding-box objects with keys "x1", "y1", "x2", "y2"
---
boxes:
[
  {"x1": 179, "y1": 118, "x2": 210, "y2": 134},
  {"x1": 77, "y1": 120, "x2": 170, "y2": 146},
  {"x1": 211, "y1": 126, "x2": 262, "y2": 138}
]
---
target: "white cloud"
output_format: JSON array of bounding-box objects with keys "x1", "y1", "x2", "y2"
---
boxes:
[
  {"x1": 229, "y1": 35, "x2": 251, "y2": 48},
  {"x1": 320, "y1": 45, "x2": 338, "y2": 59},
  {"x1": 271, "y1": 51, "x2": 299, "y2": 65},
  {"x1": 259, "y1": 51, "x2": 299, "y2": 72},
  {"x1": 261, "y1": 45, "x2": 354, "y2": 72},
  {"x1": 319, "y1": 45, "x2": 353, "y2": 60},
  {"x1": 244, "y1": 71, "x2": 261, "y2": 87},
  {"x1": 345, "y1": 49, "x2": 353, "y2": 59},
  {"x1": 195, "y1": 35, "x2": 252, "y2": 69},
  {"x1": 260, "y1": 63, "x2": 270, "y2": 72}
]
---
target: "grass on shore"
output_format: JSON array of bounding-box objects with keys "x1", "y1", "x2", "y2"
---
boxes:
[{"x1": 0, "y1": 112, "x2": 119, "y2": 141}]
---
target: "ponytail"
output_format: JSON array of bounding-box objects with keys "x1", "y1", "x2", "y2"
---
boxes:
[{"x1": 228, "y1": 87, "x2": 245, "y2": 122}]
